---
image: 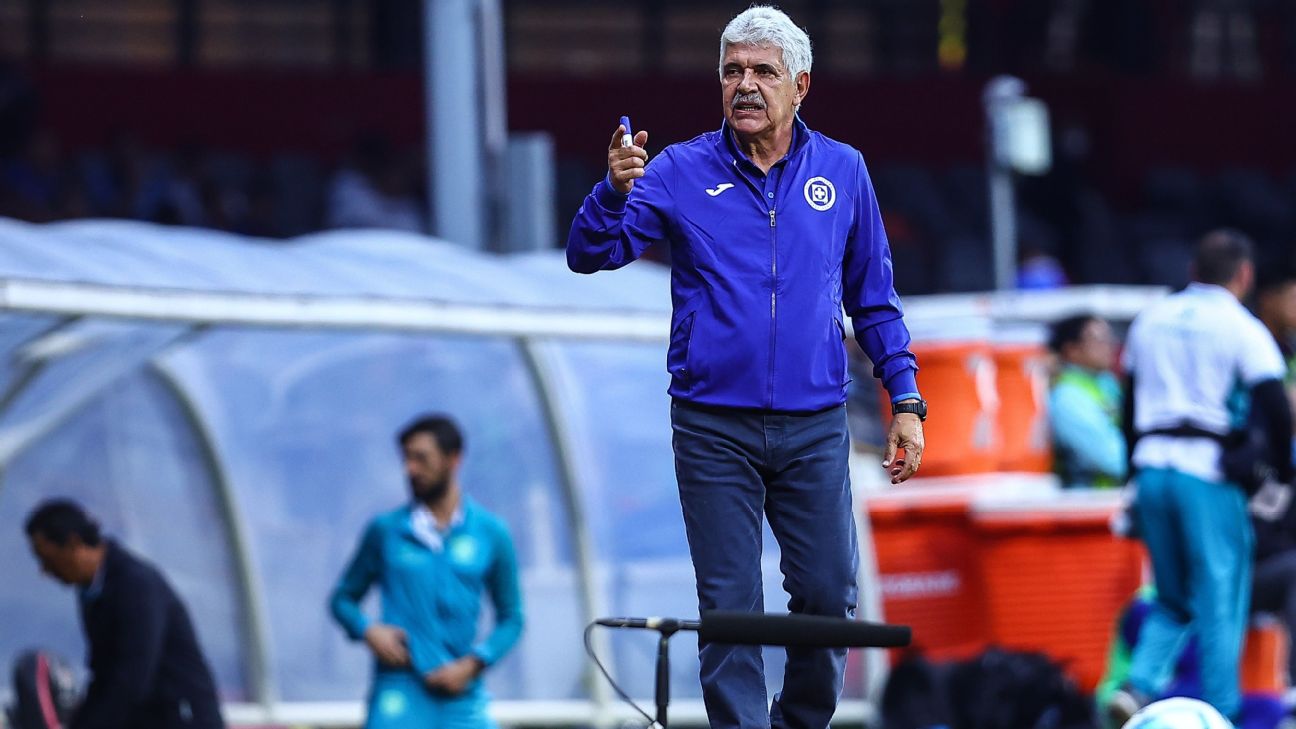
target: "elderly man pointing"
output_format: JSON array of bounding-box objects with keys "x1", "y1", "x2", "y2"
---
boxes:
[{"x1": 567, "y1": 6, "x2": 925, "y2": 729}]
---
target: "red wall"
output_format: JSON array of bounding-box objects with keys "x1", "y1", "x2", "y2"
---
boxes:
[{"x1": 31, "y1": 66, "x2": 1296, "y2": 205}]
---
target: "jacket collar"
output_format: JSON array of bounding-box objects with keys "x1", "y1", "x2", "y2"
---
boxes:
[
  {"x1": 1184, "y1": 282, "x2": 1237, "y2": 302},
  {"x1": 81, "y1": 539, "x2": 118, "y2": 603},
  {"x1": 716, "y1": 114, "x2": 810, "y2": 167},
  {"x1": 399, "y1": 497, "x2": 473, "y2": 539}
]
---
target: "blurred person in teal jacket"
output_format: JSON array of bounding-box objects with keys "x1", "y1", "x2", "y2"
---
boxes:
[
  {"x1": 1256, "y1": 268, "x2": 1296, "y2": 404},
  {"x1": 330, "y1": 415, "x2": 523, "y2": 729},
  {"x1": 1047, "y1": 313, "x2": 1127, "y2": 489}
]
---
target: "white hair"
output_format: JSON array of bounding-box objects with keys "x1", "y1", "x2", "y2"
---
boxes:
[{"x1": 719, "y1": 5, "x2": 813, "y2": 80}]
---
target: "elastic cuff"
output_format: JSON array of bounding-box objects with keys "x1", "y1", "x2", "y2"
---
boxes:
[
  {"x1": 890, "y1": 391, "x2": 921, "y2": 405},
  {"x1": 353, "y1": 615, "x2": 373, "y2": 642},
  {"x1": 596, "y1": 176, "x2": 629, "y2": 212},
  {"x1": 470, "y1": 646, "x2": 492, "y2": 668},
  {"x1": 885, "y1": 370, "x2": 920, "y2": 403}
]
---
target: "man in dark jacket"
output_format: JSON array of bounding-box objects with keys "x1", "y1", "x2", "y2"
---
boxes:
[{"x1": 25, "y1": 499, "x2": 224, "y2": 729}]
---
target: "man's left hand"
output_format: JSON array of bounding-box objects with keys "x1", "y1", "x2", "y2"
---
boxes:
[
  {"x1": 883, "y1": 409, "x2": 925, "y2": 484},
  {"x1": 423, "y1": 656, "x2": 484, "y2": 696}
]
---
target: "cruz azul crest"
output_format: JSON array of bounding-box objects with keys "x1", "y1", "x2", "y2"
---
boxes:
[{"x1": 803, "y1": 176, "x2": 836, "y2": 212}]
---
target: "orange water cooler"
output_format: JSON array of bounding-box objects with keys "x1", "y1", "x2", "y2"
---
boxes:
[
  {"x1": 1241, "y1": 618, "x2": 1289, "y2": 694},
  {"x1": 866, "y1": 485, "x2": 991, "y2": 660},
  {"x1": 881, "y1": 317, "x2": 1000, "y2": 477},
  {"x1": 968, "y1": 492, "x2": 1144, "y2": 690},
  {"x1": 992, "y1": 324, "x2": 1053, "y2": 473}
]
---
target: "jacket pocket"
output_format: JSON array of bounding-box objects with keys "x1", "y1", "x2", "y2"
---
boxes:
[
  {"x1": 832, "y1": 315, "x2": 851, "y2": 386},
  {"x1": 667, "y1": 310, "x2": 697, "y2": 382}
]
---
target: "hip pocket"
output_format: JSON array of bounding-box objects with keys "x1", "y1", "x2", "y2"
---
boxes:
[{"x1": 668, "y1": 311, "x2": 697, "y2": 381}]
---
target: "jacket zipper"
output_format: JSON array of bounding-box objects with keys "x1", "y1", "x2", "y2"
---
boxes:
[{"x1": 768, "y1": 205, "x2": 777, "y2": 408}]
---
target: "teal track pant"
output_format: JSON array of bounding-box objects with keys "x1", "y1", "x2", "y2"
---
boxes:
[
  {"x1": 1127, "y1": 467, "x2": 1253, "y2": 718},
  {"x1": 365, "y1": 672, "x2": 494, "y2": 729}
]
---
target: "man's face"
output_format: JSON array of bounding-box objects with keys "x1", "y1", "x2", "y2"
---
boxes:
[
  {"x1": 720, "y1": 43, "x2": 808, "y2": 141},
  {"x1": 1066, "y1": 319, "x2": 1117, "y2": 372},
  {"x1": 29, "y1": 532, "x2": 83, "y2": 585},
  {"x1": 402, "y1": 432, "x2": 458, "y2": 503}
]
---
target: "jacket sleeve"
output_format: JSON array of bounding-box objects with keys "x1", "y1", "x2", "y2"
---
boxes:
[
  {"x1": 471, "y1": 523, "x2": 524, "y2": 667},
  {"x1": 72, "y1": 577, "x2": 169, "y2": 729},
  {"x1": 565, "y1": 151, "x2": 675, "y2": 273},
  {"x1": 329, "y1": 520, "x2": 383, "y2": 641},
  {"x1": 842, "y1": 152, "x2": 919, "y2": 401},
  {"x1": 1250, "y1": 378, "x2": 1295, "y2": 483}
]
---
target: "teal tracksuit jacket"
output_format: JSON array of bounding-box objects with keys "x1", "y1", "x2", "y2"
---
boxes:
[{"x1": 330, "y1": 498, "x2": 524, "y2": 729}]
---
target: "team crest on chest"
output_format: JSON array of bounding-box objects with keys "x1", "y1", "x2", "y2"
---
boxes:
[
  {"x1": 803, "y1": 177, "x2": 836, "y2": 211},
  {"x1": 449, "y1": 535, "x2": 479, "y2": 564}
]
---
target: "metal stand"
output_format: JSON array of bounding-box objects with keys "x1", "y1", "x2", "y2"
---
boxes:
[{"x1": 652, "y1": 624, "x2": 678, "y2": 729}]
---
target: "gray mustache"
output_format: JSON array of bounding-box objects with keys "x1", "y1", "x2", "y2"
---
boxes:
[{"x1": 733, "y1": 93, "x2": 765, "y2": 109}]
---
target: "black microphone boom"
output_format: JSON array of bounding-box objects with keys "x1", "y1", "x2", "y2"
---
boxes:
[
  {"x1": 595, "y1": 617, "x2": 702, "y2": 632},
  {"x1": 698, "y1": 610, "x2": 912, "y2": 648},
  {"x1": 589, "y1": 612, "x2": 910, "y2": 729}
]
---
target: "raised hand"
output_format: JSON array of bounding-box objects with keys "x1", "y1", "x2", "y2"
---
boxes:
[{"x1": 607, "y1": 125, "x2": 650, "y2": 195}]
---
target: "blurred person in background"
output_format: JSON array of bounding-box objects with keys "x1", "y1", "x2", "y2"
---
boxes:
[
  {"x1": 139, "y1": 143, "x2": 209, "y2": 227},
  {"x1": 1256, "y1": 267, "x2": 1296, "y2": 399},
  {"x1": 79, "y1": 130, "x2": 149, "y2": 219},
  {"x1": 566, "y1": 6, "x2": 925, "y2": 728},
  {"x1": 326, "y1": 132, "x2": 425, "y2": 233},
  {"x1": 0, "y1": 130, "x2": 66, "y2": 222},
  {"x1": 1017, "y1": 246, "x2": 1069, "y2": 290},
  {"x1": 1250, "y1": 474, "x2": 1296, "y2": 705},
  {"x1": 329, "y1": 414, "x2": 523, "y2": 729},
  {"x1": 1110, "y1": 230, "x2": 1295, "y2": 725},
  {"x1": 1252, "y1": 265, "x2": 1296, "y2": 700},
  {"x1": 24, "y1": 499, "x2": 225, "y2": 729},
  {"x1": 0, "y1": 56, "x2": 37, "y2": 159},
  {"x1": 1047, "y1": 313, "x2": 1127, "y2": 489}
]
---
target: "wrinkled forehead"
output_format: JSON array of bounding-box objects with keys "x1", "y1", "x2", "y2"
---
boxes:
[{"x1": 721, "y1": 42, "x2": 788, "y2": 72}]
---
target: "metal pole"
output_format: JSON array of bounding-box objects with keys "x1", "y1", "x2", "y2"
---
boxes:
[
  {"x1": 478, "y1": 0, "x2": 508, "y2": 252},
  {"x1": 515, "y1": 338, "x2": 615, "y2": 727},
  {"x1": 987, "y1": 166, "x2": 1016, "y2": 292},
  {"x1": 983, "y1": 76, "x2": 1025, "y2": 292},
  {"x1": 150, "y1": 358, "x2": 279, "y2": 710},
  {"x1": 424, "y1": 0, "x2": 485, "y2": 248},
  {"x1": 654, "y1": 631, "x2": 673, "y2": 729},
  {"x1": 176, "y1": 0, "x2": 198, "y2": 67}
]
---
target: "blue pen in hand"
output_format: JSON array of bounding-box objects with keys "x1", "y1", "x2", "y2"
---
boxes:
[{"x1": 620, "y1": 116, "x2": 633, "y2": 148}]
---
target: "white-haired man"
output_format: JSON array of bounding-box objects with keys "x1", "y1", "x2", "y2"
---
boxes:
[{"x1": 567, "y1": 6, "x2": 925, "y2": 729}]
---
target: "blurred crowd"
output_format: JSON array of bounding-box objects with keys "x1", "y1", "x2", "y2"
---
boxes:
[
  {"x1": 0, "y1": 61, "x2": 427, "y2": 239},
  {"x1": 9, "y1": 113, "x2": 1296, "y2": 300},
  {"x1": 876, "y1": 126, "x2": 1296, "y2": 295},
  {"x1": 0, "y1": 127, "x2": 428, "y2": 240}
]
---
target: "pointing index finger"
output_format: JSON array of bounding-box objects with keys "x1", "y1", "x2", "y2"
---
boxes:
[{"x1": 609, "y1": 125, "x2": 627, "y2": 151}]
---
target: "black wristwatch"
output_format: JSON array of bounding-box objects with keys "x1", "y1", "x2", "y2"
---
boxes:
[{"x1": 892, "y1": 398, "x2": 928, "y2": 421}]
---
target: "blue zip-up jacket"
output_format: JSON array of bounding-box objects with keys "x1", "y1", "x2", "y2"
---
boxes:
[
  {"x1": 329, "y1": 498, "x2": 524, "y2": 680},
  {"x1": 567, "y1": 117, "x2": 919, "y2": 411}
]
